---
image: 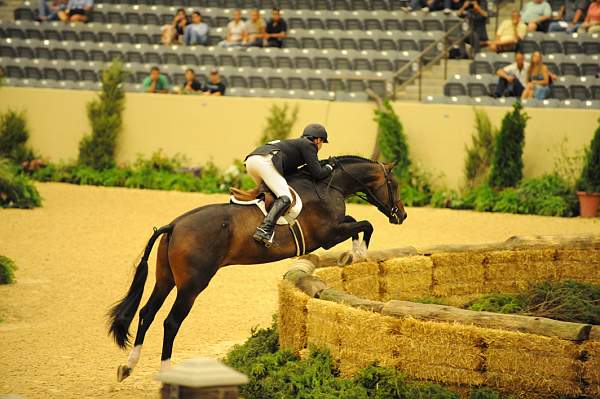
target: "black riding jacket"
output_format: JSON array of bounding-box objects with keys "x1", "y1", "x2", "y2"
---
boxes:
[{"x1": 246, "y1": 137, "x2": 332, "y2": 180}]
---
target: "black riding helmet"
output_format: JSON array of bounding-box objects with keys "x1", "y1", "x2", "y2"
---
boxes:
[{"x1": 301, "y1": 123, "x2": 329, "y2": 143}]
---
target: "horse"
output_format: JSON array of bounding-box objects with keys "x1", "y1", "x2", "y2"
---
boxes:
[{"x1": 107, "y1": 156, "x2": 407, "y2": 381}]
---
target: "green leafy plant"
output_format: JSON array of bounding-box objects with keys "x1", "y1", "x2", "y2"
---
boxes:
[
  {"x1": 224, "y1": 318, "x2": 511, "y2": 399},
  {"x1": 489, "y1": 102, "x2": 529, "y2": 189},
  {"x1": 375, "y1": 100, "x2": 411, "y2": 180},
  {"x1": 0, "y1": 158, "x2": 41, "y2": 208},
  {"x1": 78, "y1": 60, "x2": 127, "y2": 170},
  {"x1": 0, "y1": 110, "x2": 36, "y2": 164},
  {"x1": 577, "y1": 118, "x2": 600, "y2": 194},
  {"x1": 465, "y1": 108, "x2": 497, "y2": 188},
  {"x1": 551, "y1": 137, "x2": 586, "y2": 188},
  {"x1": 0, "y1": 255, "x2": 17, "y2": 284},
  {"x1": 466, "y1": 293, "x2": 526, "y2": 314},
  {"x1": 259, "y1": 103, "x2": 299, "y2": 145}
]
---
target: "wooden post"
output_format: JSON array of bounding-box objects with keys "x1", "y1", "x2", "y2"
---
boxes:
[{"x1": 155, "y1": 358, "x2": 248, "y2": 399}]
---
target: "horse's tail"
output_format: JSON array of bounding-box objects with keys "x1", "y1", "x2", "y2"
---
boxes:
[{"x1": 108, "y1": 224, "x2": 173, "y2": 349}]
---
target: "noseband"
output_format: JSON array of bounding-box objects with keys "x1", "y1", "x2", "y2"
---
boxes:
[{"x1": 334, "y1": 161, "x2": 400, "y2": 222}]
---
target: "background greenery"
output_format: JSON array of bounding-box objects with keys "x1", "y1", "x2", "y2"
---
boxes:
[{"x1": 0, "y1": 254, "x2": 17, "y2": 284}]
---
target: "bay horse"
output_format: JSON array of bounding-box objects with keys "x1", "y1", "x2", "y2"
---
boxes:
[{"x1": 108, "y1": 156, "x2": 407, "y2": 381}]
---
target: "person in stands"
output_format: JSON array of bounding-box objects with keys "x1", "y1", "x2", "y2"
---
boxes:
[
  {"x1": 219, "y1": 9, "x2": 248, "y2": 47},
  {"x1": 521, "y1": 0, "x2": 552, "y2": 32},
  {"x1": 37, "y1": 0, "x2": 67, "y2": 21},
  {"x1": 143, "y1": 66, "x2": 170, "y2": 94},
  {"x1": 578, "y1": 0, "x2": 600, "y2": 33},
  {"x1": 487, "y1": 10, "x2": 527, "y2": 53},
  {"x1": 521, "y1": 51, "x2": 550, "y2": 100},
  {"x1": 161, "y1": 8, "x2": 190, "y2": 45},
  {"x1": 493, "y1": 51, "x2": 529, "y2": 98},
  {"x1": 264, "y1": 8, "x2": 287, "y2": 48},
  {"x1": 181, "y1": 68, "x2": 203, "y2": 94},
  {"x1": 184, "y1": 11, "x2": 209, "y2": 46},
  {"x1": 203, "y1": 68, "x2": 226, "y2": 96},
  {"x1": 245, "y1": 9, "x2": 265, "y2": 46},
  {"x1": 58, "y1": 0, "x2": 93, "y2": 22},
  {"x1": 548, "y1": 0, "x2": 590, "y2": 33}
]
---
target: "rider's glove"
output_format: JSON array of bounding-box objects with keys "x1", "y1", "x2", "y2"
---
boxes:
[{"x1": 327, "y1": 156, "x2": 337, "y2": 168}]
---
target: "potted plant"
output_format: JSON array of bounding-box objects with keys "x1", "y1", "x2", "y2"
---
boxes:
[{"x1": 577, "y1": 119, "x2": 600, "y2": 217}]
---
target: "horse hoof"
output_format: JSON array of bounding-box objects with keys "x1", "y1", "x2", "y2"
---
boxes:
[
  {"x1": 337, "y1": 251, "x2": 353, "y2": 266},
  {"x1": 117, "y1": 365, "x2": 132, "y2": 382}
]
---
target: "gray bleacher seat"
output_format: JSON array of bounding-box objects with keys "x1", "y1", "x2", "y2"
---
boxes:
[
  {"x1": 581, "y1": 35, "x2": 600, "y2": 55},
  {"x1": 558, "y1": 99, "x2": 583, "y2": 108},
  {"x1": 550, "y1": 83, "x2": 570, "y2": 100},
  {"x1": 560, "y1": 62, "x2": 581, "y2": 77},
  {"x1": 541, "y1": 39, "x2": 562, "y2": 55},
  {"x1": 469, "y1": 60, "x2": 492, "y2": 75},
  {"x1": 570, "y1": 84, "x2": 590, "y2": 101},
  {"x1": 14, "y1": 7, "x2": 34, "y2": 20}
]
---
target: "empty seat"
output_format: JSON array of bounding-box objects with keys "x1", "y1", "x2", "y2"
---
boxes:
[
  {"x1": 288, "y1": 77, "x2": 306, "y2": 90},
  {"x1": 288, "y1": 18, "x2": 306, "y2": 29},
  {"x1": 373, "y1": 59, "x2": 393, "y2": 71},
  {"x1": 307, "y1": 18, "x2": 325, "y2": 30},
  {"x1": 294, "y1": 56, "x2": 313, "y2": 69},
  {"x1": 570, "y1": 85, "x2": 590, "y2": 100},
  {"x1": 0, "y1": 46, "x2": 16, "y2": 58},
  {"x1": 345, "y1": 19, "x2": 363, "y2": 30},
  {"x1": 90, "y1": 50, "x2": 108, "y2": 62},
  {"x1": 256, "y1": 56, "x2": 274, "y2": 68},
  {"x1": 107, "y1": 12, "x2": 123, "y2": 24},
  {"x1": 219, "y1": 54, "x2": 237, "y2": 67},
  {"x1": 43, "y1": 67, "x2": 62, "y2": 80},
  {"x1": 314, "y1": 0, "x2": 331, "y2": 9},
  {"x1": 320, "y1": 37, "x2": 338, "y2": 49},
  {"x1": 467, "y1": 82, "x2": 488, "y2": 97},
  {"x1": 378, "y1": 38, "x2": 397, "y2": 51},
  {"x1": 125, "y1": 12, "x2": 142, "y2": 25},
  {"x1": 25, "y1": 29, "x2": 44, "y2": 41},
  {"x1": 307, "y1": 77, "x2": 326, "y2": 91},
  {"x1": 560, "y1": 63, "x2": 580, "y2": 76},
  {"x1": 545, "y1": 61, "x2": 560, "y2": 75},
  {"x1": 470, "y1": 60, "x2": 492, "y2": 75},
  {"x1": 35, "y1": 47, "x2": 53, "y2": 59},
  {"x1": 181, "y1": 53, "x2": 199, "y2": 65},
  {"x1": 89, "y1": 11, "x2": 105, "y2": 23},
  {"x1": 268, "y1": 77, "x2": 287, "y2": 89},
  {"x1": 403, "y1": 18, "x2": 421, "y2": 31},
  {"x1": 358, "y1": 38, "x2": 377, "y2": 50},
  {"x1": 541, "y1": 40, "x2": 562, "y2": 55},
  {"x1": 591, "y1": 85, "x2": 600, "y2": 100},
  {"x1": 24, "y1": 66, "x2": 43, "y2": 80},
  {"x1": 284, "y1": 37, "x2": 301, "y2": 48},
  {"x1": 352, "y1": 0, "x2": 369, "y2": 9},
  {"x1": 62, "y1": 68, "x2": 80, "y2": 81},
  {"x1": 371, "y1": 0, "x2": 388, "y2": 10},
  {"x1": 364, "y1": 19, "x2": 383, "y2": 31},
  {"x1": 423, "y1": 18, "x2": 443, "y2": 32},
  {"x1": 581, "y1": 41, "x2": 599, "y2": 55},
  {"x1": 313, "y1": 57, "x2": 331, "y2": 70},
  {"x1": 164, "y1": 52, "x2": 181, "y2": 65},
  {"x1": 519, "y1": 40, "x2": 539, "y2": 53},
  {"x1": 81, "y1": 69, "x2": 98, "y2": 81},
  {"x1": 80, "y1": 31, "x2": 97, "y2": 42},
  {"x1": 17, "y1": 46, "x2": 35, "y2": 59},
  {"x1": 353, "y1": 58, "x2": 372, "y2": 71},
  {"x1": 145, "y1": 52, "x2": 162, "y2": 64},
  {"x1": 444, "y1": 82, "x2": 467, "y2": 96},
  {"x1": 6, "y1": 65, "x2": 24, "y2": 79},
  {"x1": 126, "y1": 51, "x2": 144, "y2": 63},
  {"x1": 71, "y1": 49, "x2": 89, "y2": 61},
  {"x1": 249, "y1": 76, "x2": 267, "y2": 88},
  {"x1": 398, "y1": 38, "x2": 418, "y2": 51},
  {"x1": 62, "y1": 30, "x2": 79, "y2": 42},
  {"x1": 562, "y1": 40, "x2": 582, "y2": 55},
  {"x1": 334, "y1": 57, "x2": 352, "y2": 70},
  {"x1": 368, "y1": 80, "x2": 386, "y2": 97},
  {"x1": 14, "y1": 7, "x2": 35, "y2": 20},
  {"x1": 276, "y1": 56, "x2": 293, "y2": 69},
  {"x1": 230, "y1": 75, "x2": 248, "y2": 88},
  {"x1": 327, "y1": 78, "x2": 346, "y2": 91},
  {"x1": 44, "y1": 30, "x2": 62, "y2": 41},
  {"x1": 52, "y1": 48, "x2": 71, "y2": 61},
  {"x1": 301, "y1": 37, "x2": 320, "y2": 49},
  {"x1": 98, "y1": 32, "x2": 115, "y2": 43},
  {"x1": 133, "y1": 33, "x2": 153, "y2": 44},
  {"x1": 383, "y1": 19, "x2": 402, "y2": 31},
  {"x1": 326, "y1": 18, "x2": 344, "y2": 30},
  {"x1": 550, "y1": 84, "x2": 569, "y2": 100},
  {"x1": 237, "y1": 55, "x2": 255, "y2": 67},
  {"x1": 347, "y1": 79, "x2": 366, "y2": 92},
  {"x1": 339, "y1": 38, "x2": 358, "y2": 50},
  {"x1": 581, "y1": 63, "x2": 599, "y2": 76},
  {"x1": 332, "y1": 0, "x2": 351, "y2": 9},
  {"x1": 116, "y1": 32, "x2": 134, "y2": 44},
  {"x1": 107, "y1": 50, "x2": 125, "y2": 61}
]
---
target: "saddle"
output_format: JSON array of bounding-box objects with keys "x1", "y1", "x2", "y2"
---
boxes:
[{"x1": 230, "y1": 184, "x2": 297, "y2": 212}]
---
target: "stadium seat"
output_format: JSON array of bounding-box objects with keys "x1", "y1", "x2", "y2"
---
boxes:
[
  {"x1": 14, "y1": 7, "x2": 34, "y2": 20},
  {"x1": 249, "y1": 76, "x2": 267, "y2": 89},
  {"x1": 334, "y1": 57, "x2": 352, "y2": 70},
  {"x1": 550, "y1": 84, "x2": 570, "y2": 100},
  {"x1": 314, "y1": 57, "x2": 332, "y2": 70},
  {"x1": 25, "y1": 66, "x2": 43, "y2": 80},
  {"x1": 581, "y1": 62, "x2": 599, "y2": 77},
  {"x1": 325, "y1": 19, "x2": 344, "y2": 30},
  {"x1": 364, "y1": 19, "x2": 383, "y2": 31},
  {"x1": 307, "y1": 77, "x2": 326, "y2": 91},
  {"x1": 229, "y1": 75, "x2": 249, "y2": 88},
  {"x1": 560, "y1": 63, "x2": 580, "y2": 77},
  {"x1": 71, "y1": 49, "x2": 89, "y2": 61},
  {"x1": 444, "y1": 82, "x2": 467, "y2": 97},
  {"x1": 540, "y1": 40, "x2": 562, "y2": 55},
  {"x1": 288, "y1": 77, "x2": 306, "y2": 90},
  {"x1": 467, "y1": 82, "x2": 488, "y2": 97},
  {"x1": 52, "y1": 48, "x2": 71, "y2": 61},
  {"x1": 569, "y1": 85, "x2": 590, "y2": 101},
  {"x1": 353, "y1": 58, "x2": 372, "y2": 71},
  {"x1": 373, "y1": 59, "x2": 393, "y2": 72},
  {"x1": 520, "y1": 40, "x2": 540, "y2": 53},
  {"x1": 469, "y1": 60, "x2": 492, "y2": 75},
  {"x1": 383, "y1": 18, "x2": 402, "y2": 31},
  {"x1": 25, "y1": 28, "x2": 44, "y2": 41}
]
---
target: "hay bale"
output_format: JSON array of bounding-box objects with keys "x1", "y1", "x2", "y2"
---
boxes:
[
  {"x1": 381, "y1": 256, "x2": 433, "y2": 301},
  {"x1": 340, "y1": 261, "x2": 381, "y2": 301},
  {"x1": 318, "y1": 288, "x2": 384, "y2": 312},
  {"x1": 555, "y1": 249, "x2": 600, "y2": 285},
  {"x1": 314, "y1": 266, "x2": 344, "y2": 290},
  {"x1": 278, "y1": 281, "x2": 310, "y2": 354},
  {"x1": 431, "y1": 252, "x2": 486, "y2": 297},
  {"x1": 582, "y1": 336, "x2": 600, "y2": 397},
  {"x1": 484, "y1": 249, "x2": 558, "y2": 293},
  {"x1": 483, "y1": 329, "x2": 582, "y2": 396}
]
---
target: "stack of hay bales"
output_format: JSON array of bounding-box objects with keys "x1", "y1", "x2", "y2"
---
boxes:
[{"x1": 279, "y1": 235, "x2": 600, "y2": 398}]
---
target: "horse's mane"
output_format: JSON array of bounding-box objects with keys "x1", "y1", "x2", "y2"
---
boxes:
[{"x1": 289, "y1": 155, "x2": 376, "y2": 181}]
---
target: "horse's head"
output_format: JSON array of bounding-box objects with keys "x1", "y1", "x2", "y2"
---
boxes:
[{"x1": 334, "y1": 157, "x2": 407, "y2": 225}]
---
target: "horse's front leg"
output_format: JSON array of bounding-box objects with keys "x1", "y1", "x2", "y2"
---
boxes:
[{"x1": 322, "y1": 217, "x2": 373, "y2": 265}]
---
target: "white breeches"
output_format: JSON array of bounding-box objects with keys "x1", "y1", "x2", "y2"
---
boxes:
[{"x1": 245, "y1": 154, "x2": 292, "y2": 200}]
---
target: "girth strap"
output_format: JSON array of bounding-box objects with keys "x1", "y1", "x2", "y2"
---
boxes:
[{"x1": 289, "y1": 220, "x2": 306, "y2": 257}]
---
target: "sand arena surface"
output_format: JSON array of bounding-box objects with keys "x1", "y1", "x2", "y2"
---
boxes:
[{"x1": 1, "y1": 182, "x2": 599, "y2": 399}]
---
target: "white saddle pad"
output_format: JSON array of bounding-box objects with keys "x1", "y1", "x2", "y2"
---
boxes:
[{"x1": 230, "y1": 186, "x2": 303, "y2": 225}]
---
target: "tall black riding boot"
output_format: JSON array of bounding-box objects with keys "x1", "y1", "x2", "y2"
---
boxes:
[{"x1": 253, "y1": 196, "x2": 291, "y2": 247}]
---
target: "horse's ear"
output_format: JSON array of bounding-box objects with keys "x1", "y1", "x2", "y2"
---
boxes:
[{"x1": 383, "y1": 159, "x2": 400, "y2": 170}]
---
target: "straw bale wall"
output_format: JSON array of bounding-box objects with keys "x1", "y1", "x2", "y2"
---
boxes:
[{"x1": 279, "y1": 235, "x2": 600, "y2": 398}]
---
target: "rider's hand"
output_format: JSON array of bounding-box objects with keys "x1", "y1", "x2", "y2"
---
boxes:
[{"x1": 327, "y1": 156, "x2": 337, "y2": 168}]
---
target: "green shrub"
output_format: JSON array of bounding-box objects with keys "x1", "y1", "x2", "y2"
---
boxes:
[
  {"x1": 467, "y1": 293, "x2": 526, "y2": 314},
  {"x1": 224, "y1": 318, "x2": 512, "y2": 399},
  {"x1": 578, "y1": 118, "x2": 600, "y2": 193},
  {"x1": 492, "y1": 188, "x2": 520, "y2": 214},
  {"x1": 0, "y1": 158, "x2": 41, "y2": 208},
  {"x1": 551, "y1": 137, "x2": 586, "y2": 188},
  {"x1": 462, "y1": 185, "x2": 498, "y2": 212},
  {"x1": 0, "y1": 110, "x2": 36, "y2": 164},
  {"x1": 0, "y1": 255, "x2": 17, "y2": 284},
  {"x1": 78, "y1": 60, "x2": 127, "y2": 170},
  {"x1": 430, "y1": 189, "x2": 462, "y2": 209},
  {"x1": 465, "y1": 108, "x2": 497, "y2": 188},
  {"x1": 515, "y1": 174, "x2": 577, "y2": 216},
  {"x1": 259, "y1": 103, "x2": 299, "y2": 145},
  {"x1": 375, "y1": 101, "x2": 411, "y2": 180},
  {"x1": 489, "y1": 102, "x2": 528, "y2": 189}
]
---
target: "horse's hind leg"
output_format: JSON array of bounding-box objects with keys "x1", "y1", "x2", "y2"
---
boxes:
[{"x1": 118, "y1": 235, "x2": 175, "y2": 382}]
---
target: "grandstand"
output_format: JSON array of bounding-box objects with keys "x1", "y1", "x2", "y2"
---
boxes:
[{"x1": 0, "y1": 0, "x2": 599, "y2": 106}]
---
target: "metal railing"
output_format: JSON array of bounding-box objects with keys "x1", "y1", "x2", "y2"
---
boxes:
[{"x1": 390, "y1": 21, "x2": 472, "y2": 101}]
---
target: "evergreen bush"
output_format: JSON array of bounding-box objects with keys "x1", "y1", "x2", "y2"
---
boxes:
[
  {"x1": 578, "y1": 118, "x2": 600, "y2": 193},
  {"x1": 78, "y1": 60, "x2": 126, "y2": 170},
  {"x1": 0, "y1": 255, "x2": 17, "y2": 284},
  {"x1": 258, "y1": 103, "x2": 299, "y2": 145},
  {"x1": 374, "y1": 100, "x2": 411, "y2": 180},
  {"x1": 0, "y1": 158, "x2": 41, "y2": 208},
  {"x1": 0, "y1": 110, "x2": 36, "y2": 164},
  {"x1": 489, "y1": 102, "x2": 528, "y2": 189},
  {"x1": 464, "y1": 108, "x2": 497, "y2": 188}
]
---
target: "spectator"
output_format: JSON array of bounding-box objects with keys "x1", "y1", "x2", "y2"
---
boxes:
[
  {"x1": 264, "y1": 8, "x2": 287, "y2": 48},
  {"x1": 521, "y1": 51, "x2": 550, "y2": 100},
  {"x1": 493, "y1": 52, "x2": 530, "y2": 98},
  {"x1": 245, "y1": 9, "x2": 265, "y2": 46},
  {"x1": 521, "y1": 0, "x2": 552, "y2": 32},
  {"x1": 37, "y1": 0, "x2": 67, "y2": 22},
  {"x1": 182, "y1": 68, "x2": 203, "y2": 94},
  {"x1": 219, "y1": 9, "x2": 248, "y2": 47},
  {"x1": 143, "y1": 66, "x2": 170, "y2": 94},
  {"x1": 161, "y1": 8, "x2": 190, "y2": 45},
  {"x1": 203, "y1": 68, "x2": 226, "y2": 96},
  {"x1": 578, "y1": 0, "x2": 600, "y2": 33},
  {"x1": 487, "y1": 10, "x2": 527, "y2": 53},
  {"x1": 444, "y1": 0, "x2": 464, "y2": 13},
  {"x1": 184, "y1": 11, "x2": 209, "y2": 46},
  {"x1": 408, "y1": 0, "x2": 444, "y2": 11},
  {"x1": 58, "y1": 0, "x2": 93, "y2": 22},
  {"x1": 548, "y1": 0, "x2": 589, "y2": 33},
  {"x1": 457, "y1": 0, "x2": 488, "y2": 55}
]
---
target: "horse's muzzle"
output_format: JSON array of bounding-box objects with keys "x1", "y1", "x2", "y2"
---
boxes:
[{"x1": 389, "y1": 209, "x2": 407, "y2": 225}]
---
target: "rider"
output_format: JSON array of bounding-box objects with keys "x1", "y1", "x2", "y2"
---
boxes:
[{"x1": 245, "y1": 123, "x2": 333, "y2": 246}]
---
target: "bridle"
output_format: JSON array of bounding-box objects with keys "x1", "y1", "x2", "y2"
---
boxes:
[{"x1": 333, "y1": 160, "x2": 401, "y2": 223}]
